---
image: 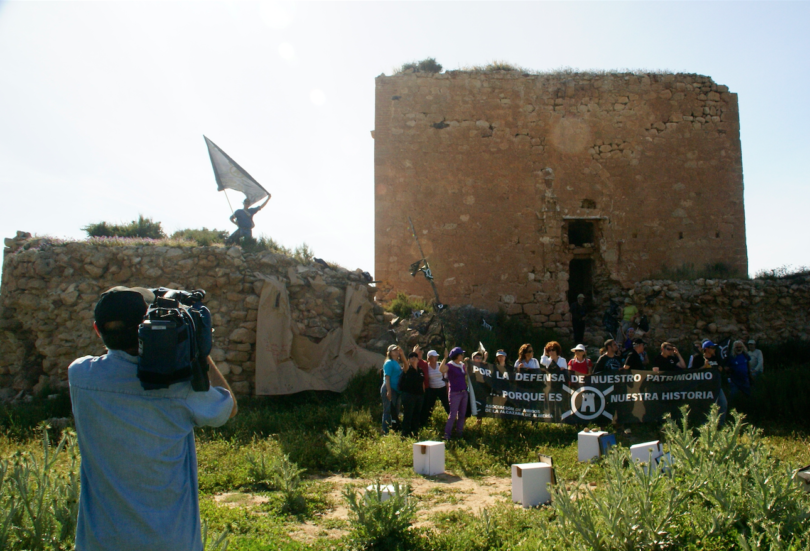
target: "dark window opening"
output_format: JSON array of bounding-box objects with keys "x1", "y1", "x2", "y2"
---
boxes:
[
  {"x1": 581, "y1": 199, "x2": 597, "y2": 209},
  {"x1": 679, "y1": 232, "x2": 683, "y2": 240},
  {"x1": 632, "y1": 232, "x2": 638, "y2": 239},
  {"x1": 715, "y1": 232, "x2": 720, "y2": 238},
  {"x1": 568, "y1": 220, "x2": 595, "y2": 246},
  {"x1": 568, "y1": 259, "x2": 593, "y2": 304}
]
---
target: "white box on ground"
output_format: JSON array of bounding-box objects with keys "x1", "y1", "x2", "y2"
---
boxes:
[
  {"x1": 511, "y1": 463, "x2": 553, "y2": 508},
  {"x1": 630, "y1": 440, "x2": 663, "y2": 464},
  {"x1": 365, "y1": 484, "x2": 396, "y2": 502},
  {"x1": 413, "y1": 441, "x2": 445, "y2": 476},
  {"x1": 578, "y1": 430, "x2": 609, "y2": 462}
]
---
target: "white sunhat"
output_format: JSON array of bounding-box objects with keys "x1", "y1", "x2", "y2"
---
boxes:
[
  {"x1": 571, "y1": 344, "x2": 587, "y2": 352},
  {"x1": 427, "y1": 350, "x2": 439, "y2": 357}
]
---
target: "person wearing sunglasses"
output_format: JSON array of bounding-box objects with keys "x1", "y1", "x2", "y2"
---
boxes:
[
  {"x1": 515, "y1": 343, "x2": 541, "y2": 371},
  {"x1": 652, "y1": 342, "x2": 686, "y2": 372}
]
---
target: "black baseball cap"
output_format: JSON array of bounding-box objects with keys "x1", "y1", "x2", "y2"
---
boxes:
[
  {"x1": 94, "y1": 287, "x2": 154, "y2": 331},
  {"x1": 632, "y1": 338, "x2": 646, "y2": 346}
]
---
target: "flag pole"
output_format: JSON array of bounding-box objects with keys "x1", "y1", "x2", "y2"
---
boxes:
[{"x1": 223, "y1": 189, "x2": 234, "y2": 214}]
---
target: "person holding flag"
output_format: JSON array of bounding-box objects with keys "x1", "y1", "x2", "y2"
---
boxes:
[
  {"x1": 226, "y1": 196, "x2": 270, "y2": 244},
  {"x1": 203, "y1": 136, "x2": 271, "y2": 245}
]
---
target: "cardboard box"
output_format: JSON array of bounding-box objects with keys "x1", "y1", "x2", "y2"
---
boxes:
[
  {"x1": 630, "y1": 440, "x2": 663, "y2": 465},
  {"x1": 578, "y1": 430, "x2": 608, "y2": 462},
  {"x1": 413, "y1": 441, "x2": 445, "y2": 476},
  {"x1": 599, "y1": 434, "x2": 617, "y2": 456},
  {"x1": 365, "y1": 484, "x2": 396, "y2": 502},
  {"x1": 511, "y1": 463, "x2": 553, "y2": 508}
]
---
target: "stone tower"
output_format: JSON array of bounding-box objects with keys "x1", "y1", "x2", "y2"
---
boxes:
[{"x1": 373, "y1": 70, "x2": 747, "y2": 332}]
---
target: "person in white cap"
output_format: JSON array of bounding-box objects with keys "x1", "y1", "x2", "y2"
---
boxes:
[
  {"x1": 568, "y1": 344, "x2": 593, "y2": 375},
  {"x1": 494, "y1": 349, "x2": 508, "y2": 371},
  {"x1": 419, "y1": 349, "x2": 450, "y2": 426},
  {"x1": 747, "y1": 339, "x2": 764, "y2": 380}
]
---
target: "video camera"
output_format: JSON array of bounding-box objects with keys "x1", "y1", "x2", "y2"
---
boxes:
[{"x1": 137, "y1": 287, "x2": 213, "y2": 392}]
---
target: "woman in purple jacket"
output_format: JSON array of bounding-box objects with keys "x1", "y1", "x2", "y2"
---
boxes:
[{"x1": 439, "y1": 347, "x2": 469, "y2": 440}]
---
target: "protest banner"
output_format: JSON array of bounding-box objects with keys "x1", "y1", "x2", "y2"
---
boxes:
[{"x1": 468, "y1": 365, "x2": 721, "y2": 424}]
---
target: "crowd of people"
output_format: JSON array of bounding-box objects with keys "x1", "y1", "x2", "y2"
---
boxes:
[{"x1": 380, "y1": 334, "x2": 765, "y2": 439}]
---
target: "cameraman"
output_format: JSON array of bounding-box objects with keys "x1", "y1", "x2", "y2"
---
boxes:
[{"x1": 68, "y1": 287, "x2": 237, "y2": 551}]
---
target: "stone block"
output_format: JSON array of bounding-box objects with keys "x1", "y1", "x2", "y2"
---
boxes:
[
  {"x1": 229, "y1": 328, "x2": 256, "y2": 344},
  {"x1": 506, "y1": 303, "x2": 523, "y2": 315},
  {"x1": 523, "y1": 303, "x2": 541, "y2": 316}
]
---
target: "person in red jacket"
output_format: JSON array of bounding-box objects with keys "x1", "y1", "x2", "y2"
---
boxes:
[
  {"x1": 568, "y1": 344, "x2": 593, "y2": 375},
  {"x1": 413, "y1": 345, "x2": 430, "y2": 388}
]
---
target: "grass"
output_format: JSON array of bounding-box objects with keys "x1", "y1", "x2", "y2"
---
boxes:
[
  {"x1": 83, "y1": 214, "x2": 165, "y2": 239},
  {"x1": 1, "y1": 365, "x2": 808, "y2": 550},
  {"x1": 10, "y1": 232, "x2": 318, "y2": 267},
  {"x1": 385, "y1": 292, "x2": 434, "y2": 319},
  {"x1": 395, "y1": 57, "x2": 443, "y2": 74},
  {"x1": 392, "y1": 61, "x2": 684, "y2": 79}
]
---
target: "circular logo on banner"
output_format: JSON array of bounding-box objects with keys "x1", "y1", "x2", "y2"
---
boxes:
[
  {"x1": 569, "y1": 386, "x2": 606, "y2": 420},
  {"x1": 562, "y1": 384, "x2": 615, "y2": 421}
]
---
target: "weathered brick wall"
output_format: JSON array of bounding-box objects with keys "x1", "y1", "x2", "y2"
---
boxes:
[
  {"x1": 0, "y1": 233, "x2": 385, "y2": 396},
  {"x1": 374, "y1": 70, "x2": 747, "y2": 336}
]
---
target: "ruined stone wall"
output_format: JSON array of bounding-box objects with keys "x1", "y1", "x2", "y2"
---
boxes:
[
  {"x1": 580, "y1": 276, "x2": 810, "y2": 348},
  {"x1": 374, "y1": 71, "x2": 747, "y2": 335},
  {"x1": 0, "y1": 233, "x2": 386, "y2": 396},
  {"x1": 387, "y1": 276, "x2": 810, "y2": 355}
]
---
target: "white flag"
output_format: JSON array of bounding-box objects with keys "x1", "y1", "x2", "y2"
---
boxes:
[{"x1": 204, "y1": 136, "x2": 269, "y2": 206}]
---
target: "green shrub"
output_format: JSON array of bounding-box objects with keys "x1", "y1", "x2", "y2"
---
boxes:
[
  {"x1": 325, "y1": 427, "x2": 359, "y2": 472},
  {"x1": 344, "y1": 481, "x2": 417, "y2": 548},
  {"x1": 386, "y1": 292, "x2": 433, "y2": 319},
  {"x1": 245, "y1": 451, "x2": 275, "y2": 485},
  {"x1": 292, "y1": 243, "x2": 314, "y2": 264},
  {"x1": 171, "y1": 228, "x2": 229, "y2": 246},
  {"x1": 201, "y1": 519, "x2": 230, "y2": 551},
  {"x1": 245, "y1": 451, "x2": 306, "y2": 513},
  {"x1": 1, "y1": 426, "x2": 79, "y2": 550},
  {"x1": 485, "y1": 61, "x2": 522, "y2": 72},
  {"x1": 552, "y1": 406, "x2": 810, "y2": 550},
  {"x1": 82, "y1": 215, "x2": 165, "y2": 239},
  {"x1": 271, "y1": 454, "x2": 306, "y2": 514},
  {"x1": 754, "y1": 265, "x2": 810, "y2": 280},
  {"x1": 238, "y1": 235, "x2": 314, "y2": 263},
  {"x1": 397, "y1": 57, "x2": 443, "y2": 74}
]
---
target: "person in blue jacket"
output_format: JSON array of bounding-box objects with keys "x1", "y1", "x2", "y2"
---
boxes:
[{"x1": 727, "y1": 340, "x2": 752, "y2": 397}]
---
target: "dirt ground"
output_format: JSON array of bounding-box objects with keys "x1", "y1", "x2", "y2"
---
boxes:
[{"x1": 215, "y1": 472, "x2": 515, "y2": 544}]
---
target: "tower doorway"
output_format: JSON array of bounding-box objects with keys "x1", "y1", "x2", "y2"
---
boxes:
[{"x1": 568, "y1": 258, "x2": 593, "y2": 303}]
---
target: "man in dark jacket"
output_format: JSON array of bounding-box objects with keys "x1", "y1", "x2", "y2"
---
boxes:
[
  {"x1": 226, "y1": 195, "x2": 271, "y2": 244},
  {"x1": 570, "y1": 293, "x2": 588, "y2": 343}
]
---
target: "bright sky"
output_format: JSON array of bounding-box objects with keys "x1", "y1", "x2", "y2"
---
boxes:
[{"x1": 1, "y1": 1, "x2": 809, "y2": 281}]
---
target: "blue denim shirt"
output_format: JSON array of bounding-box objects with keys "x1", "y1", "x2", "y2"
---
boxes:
[{"x1": 69, "y1": 350, "x2": 233, "y2": 551}]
